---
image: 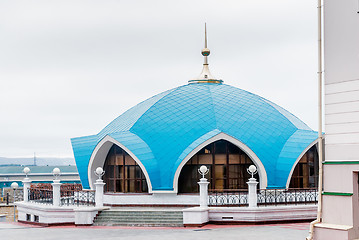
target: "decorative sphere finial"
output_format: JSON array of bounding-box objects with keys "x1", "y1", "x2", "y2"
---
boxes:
[
  {"x1": 202, "y1": 48, "x2": 210, "y2": 57},
  {"x1": 52, "y1": 167, "x2": 61, "y2": 180},
  {"x1": 198, "y1": 165, "x2": 209, "y2": 179},
  {"x1": 23, "y1": 167, "x2": 30, "y2": 178},
  {"x1": 247, "y1": 165, "x2": 258, "y2": 179},
  {"x1": 95, "y1": 167, "x2": 105, "y2": 180}
]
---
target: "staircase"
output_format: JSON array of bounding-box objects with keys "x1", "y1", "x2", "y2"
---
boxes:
[{"x1": 93, "y1": 208, "x2": 184, "y2": 227}]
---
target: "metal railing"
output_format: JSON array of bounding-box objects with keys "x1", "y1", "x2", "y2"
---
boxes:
[
  {"x1": 208, "y1": 189, "x2": 248, "y2": 206},
  {"x1": 208, "y1": 188, "x2": 318, "y2": 207},
  {"x1": 28, "y1": 188, "x2": 53, "y2": 204},
  {"x1": 29, "y1": 183, "x2": 83, "y2": 191},
  {"x1": 28, "y1": 184, "x2": 95, "y2": 207},
  {"x1": 60, "y1": 190, "x2": 95, "y2": 207},
  {"x1": 257, "y1": 188, "x2": 318, "y2": 206}
]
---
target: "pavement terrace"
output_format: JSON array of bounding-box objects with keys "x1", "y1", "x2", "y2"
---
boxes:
[{"x1": 0, "y1": 222, "x2": 311, "y2": 240}]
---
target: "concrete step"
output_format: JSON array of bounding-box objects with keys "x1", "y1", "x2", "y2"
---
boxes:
[
  {"x1": 93, "y1": 222, "x2": 184, "y2": 227},
  {"x1": 102, "y1": 210, "x2": 182, "y2": 216},
  {"x1": 100, "y1": 212, "x2": 183, "y2": 216},
  {"x1": 99, "y1": 214, "x2": 182, "y2": 218},
  {"x1": 98, "y1": 214, "x2": 182, "y2": 218},
  {"x1": 93, "y1": 218, "x2": 183, "y2": 222},
  {"x1": 95, "y1": 219, "x2": 183, "y2": 224},
  {"x1": 96, "y1": 216, "x2": 182, "y2": 220},
  {"x1": 93, "y1": 209, "x2": 184, "y2": 227},
  {"x1": 95, "y1": 218, "x2": 183, "y2": 222}
]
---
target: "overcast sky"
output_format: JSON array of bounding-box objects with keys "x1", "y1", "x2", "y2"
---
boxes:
[{"x1": 0, "y1": 0, "x2": 319, "y2": 158}]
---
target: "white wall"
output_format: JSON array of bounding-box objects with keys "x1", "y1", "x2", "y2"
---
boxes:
[
  {"x1": 315, "y1": 1, "x2": 359, "y2": 238},
  {"x1": 103, "y1": 193, "x2": 199, "y2": 206},
  {"x1": 324, "y1": 0, "x2": 359, "y2": 84},
  {"x1": 324, "y1": 0, "x2": 359, "y2": 162}
]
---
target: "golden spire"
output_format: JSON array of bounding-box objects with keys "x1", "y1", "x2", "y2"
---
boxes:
[{"x1": 189, "y1": 23, "x2": 222, "y2": 84}]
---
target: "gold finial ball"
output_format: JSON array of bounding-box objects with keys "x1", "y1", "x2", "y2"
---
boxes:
[{"x1": 202, "y1": 48, "x2": 210, "y2": 56}]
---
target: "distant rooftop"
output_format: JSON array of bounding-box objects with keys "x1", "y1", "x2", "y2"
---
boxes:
[{"x1": 0, "y1": 165, "x2": 78, "y2": 175}]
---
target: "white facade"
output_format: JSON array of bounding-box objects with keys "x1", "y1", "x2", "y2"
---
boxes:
[
  {"x1": 324, "y1": 0, "x2": 359, "y2": 150},
  {"x1": 183, "y1": 205, "x2": 317, "y2": 226},
  {"x1": 314, "y1": 1, "x2": 359, "y2": 239},
  {"x1": 16, "y1": 201, "x2": 103, "y2": 226}
]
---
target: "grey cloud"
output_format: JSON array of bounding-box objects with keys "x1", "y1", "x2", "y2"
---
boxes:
[{"x1": 0, "y1": 0, "x2": 319, "y2": 157}]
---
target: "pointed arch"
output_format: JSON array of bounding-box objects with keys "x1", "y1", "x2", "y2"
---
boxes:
[
  {"x1": 173, "y1": 132, "x2": 268, "y2": 193},
  {"x1": 285, "y1": 139, "x2": 319, "y2": 189},
  {"x1": 87, "y1": 135, "x2": 152, "y2": 192}
]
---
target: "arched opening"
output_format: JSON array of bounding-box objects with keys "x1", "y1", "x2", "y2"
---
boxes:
[
  {"x1": 289, "y1": 145, "x2": 319, "y2": 188},
  {"x1": 103, "y1": 144, "x2": 148, "y2": 193},
  {"x1": 178, "y1": 140, "x2": 259, "y2": 193}
]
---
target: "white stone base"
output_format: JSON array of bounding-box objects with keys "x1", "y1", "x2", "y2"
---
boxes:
[
  {"x1": 74, "y1": 207, "x2": 109, "y2": 225},
  {"x1": 183, "y1": 204, "x2": 317, "y2": 225},
  {"x1": 209, "y1": 205, "x2": 317, "y2": 223},
  {"x1": 313, "y1": 223, "x2": 354, "y2": 240},
  {"x1": 16, "y1": 201, "x2": 107, "y2": 226},
  {"x1": 104, "y1": 193, "x2": 199, "y2": 206},
  {"x1": 183, "y1": 207, "x2": 209, "y2": 226}
]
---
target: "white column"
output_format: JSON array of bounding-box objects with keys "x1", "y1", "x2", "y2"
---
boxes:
[
  {"x1": 94, "y1": 179, "x2": 106, "y2": 208},
  {"x1": 247, "y1": 177, "x2": 258, "y2": 208},
  {"x1": 22, "y1": 178, "x2": 32, "y2": 202},
  {"x1": 52, "y1": 180, "x2": 62, "y2": 207},
  {"x1": 198, "y1": 178, "x2": 210, "y2": 208}
]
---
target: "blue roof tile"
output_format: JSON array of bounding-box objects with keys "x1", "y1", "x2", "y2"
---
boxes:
[{"x1": 72, "y1": 83, "x2": 317, "y2": 189}]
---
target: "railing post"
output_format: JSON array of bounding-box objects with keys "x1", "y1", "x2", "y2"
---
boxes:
[
  {"x1": 52, "y1": 180, "x2": 62, "y2": 207},
  {"x1": 239, "y1": 191, "x2": 241, "y2": 206},
  {"x1": 22, "y1": 177, "x2": 32, "y2": 202},
  {"x1": 94, "y1": 167, "x2": 106, "y2": 208},
  {"x1": 95, "y1": 179, "x2": 105, "y2": 207},
  {"x1": 247, "y1": 177, "x2": 258, "y2": 208},
  {"x1": 198, "y1": 177, "x2": 210, "y2": 208}
]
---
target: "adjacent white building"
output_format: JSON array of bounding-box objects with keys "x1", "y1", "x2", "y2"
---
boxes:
[{"x1": 313, "y1": 1, "x2": 359, "y2": 239}]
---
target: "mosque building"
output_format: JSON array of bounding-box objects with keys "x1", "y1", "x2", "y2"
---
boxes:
[{"x1": 71, "y1": 25, "x2": 319, "y2": 205}]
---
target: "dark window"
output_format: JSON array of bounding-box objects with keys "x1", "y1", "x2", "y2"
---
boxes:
[
  {"x1": 26, "y1": 214, "x2": 31, "y2": 221},
  {"x1": 178, "y1": 140, "x2": 259, "y2": 193},
  {"x1": 103, "y1": 145, "x2": 148, "y2": 193},
  {"x1": 34, "y1": 215, "x2": 39, "y2": 222},
  {"x1": 289, "y1": 145, "x2": 319, "y2": 188}
]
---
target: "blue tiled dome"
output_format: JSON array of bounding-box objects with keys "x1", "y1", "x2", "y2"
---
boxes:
[{"x1": 72, "y1": 83, "x2": 317, "y2": 190}]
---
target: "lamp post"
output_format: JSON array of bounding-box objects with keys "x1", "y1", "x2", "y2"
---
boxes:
[
  {"x1": 247, "y1": 165, "x2": 258, "y2": 208},
  {"x1": 198, "y1": 165, "x2": 210, "y2": 208},
  {"x1": 52, "y1": 168, "x2": 62, "y2": 207},
  {"x1": 11, "y1": 182, "x2": 18, "y2": 222},
  {"x1": 94, "y1": 167, "x2": 106, "y2": 208},
  {"x1": 22, "y1": 167, "x2": 31, "y2": 202},
  {"x1": 52, "y1": 167, "x2": 61, "y2": 180}
]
